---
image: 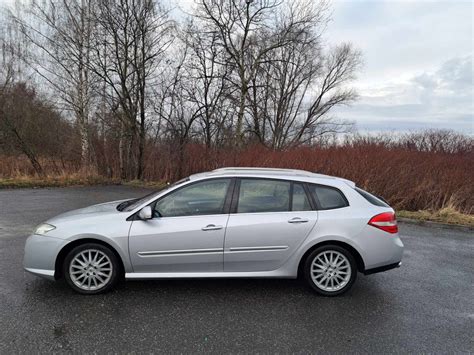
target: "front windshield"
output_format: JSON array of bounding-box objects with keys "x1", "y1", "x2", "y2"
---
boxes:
[{"x1": 119, "y1": 178, "x2": 190, "y2": 212}]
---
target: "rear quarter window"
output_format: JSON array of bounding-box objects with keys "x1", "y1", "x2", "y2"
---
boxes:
[
  {"x1": 308, "y1": 184, "x2": 349, "y2": 210},
  {"x1": 355, "y1": 187, "x2": 389, "y2": 207}
]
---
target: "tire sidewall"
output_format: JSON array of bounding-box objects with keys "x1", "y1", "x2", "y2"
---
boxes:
[
  {"x1": 63, "y1": 243, "x2": 120, "y2": 295},
  {"x1": 304, "y1": 245, "x2": 357, "y2": 296}
]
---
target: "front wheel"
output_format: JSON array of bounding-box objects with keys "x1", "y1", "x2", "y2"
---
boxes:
[
  {"x1": 63, "y1": 243, "x2": 120, "y2": 295},
  {"x1": 304, "y1": 245, "x2": 357, "y2": 296}
]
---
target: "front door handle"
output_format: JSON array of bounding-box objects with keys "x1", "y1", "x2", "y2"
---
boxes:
[
  {"x1": 202, "y1": 224, "x2": 223, "y2": 231},
  {"x1": 288, "y1": 217, "x2": 309, "y2": 224}
]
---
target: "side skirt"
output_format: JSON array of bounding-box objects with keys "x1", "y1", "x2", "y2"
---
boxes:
[{"x1": 125, "y1": 271, "x2": 296, "y2": 280}]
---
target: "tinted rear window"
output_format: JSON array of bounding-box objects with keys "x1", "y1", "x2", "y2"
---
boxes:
[
  {"x1": 355, "y1": 187, "x2": 389, "y2": 207},
  {"x1": 308, "y1": 184, "x2": 349, "y2": 210}
]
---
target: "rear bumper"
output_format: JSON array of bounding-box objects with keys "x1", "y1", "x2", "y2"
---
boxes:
[
  {"x1": 356, "y1": 228, "x2": 404, "y2": 271},
  {"x1": 364, "y1": 261, "x2": 402, "y2": 275}
]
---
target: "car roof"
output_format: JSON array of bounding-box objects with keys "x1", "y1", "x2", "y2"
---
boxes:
[{"x1": 189, "y1": 167, "x2": 356, "y2": 188}]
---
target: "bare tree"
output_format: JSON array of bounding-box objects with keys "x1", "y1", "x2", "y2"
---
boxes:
[
  {"x1": 0, "y1": 13, "x2": 44, "y2": 175},
  {"x1": 1, "y1": 0, "x2": 364, "y2": 180},
  {"x1": 184, "y1": 22, "x2": 231, "y2": 149},
  {"x1": 0, "y1": 81, "x2": 75, "y2": 177},
  {"x1": 13, "y1": 0, "x2": 96, "y2": 169},
  {"x1": 250, "y1": 39, "x2": 361, "y2": 148},
  {"x1": 90, "y1": 0, "x2": 172, "y2": 179},
  {"x1": 195, "y1": 0, "x2": 287, "y2": 143},
  {"x1": 155, "y1": 39, "x2": 202, "y2": 178},
  {"x1": 194, "y1": 0, "x2": 359, "y2": 148}
]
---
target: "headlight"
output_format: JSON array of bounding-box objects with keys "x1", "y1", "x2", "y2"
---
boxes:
[{"x1": 35, "y1": 223, "x2": 56, "y2": 235}]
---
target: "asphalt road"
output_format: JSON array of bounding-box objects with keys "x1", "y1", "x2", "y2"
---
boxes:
[{"x1": 0, "y1": 186, "x2": 472, "y2": 353}]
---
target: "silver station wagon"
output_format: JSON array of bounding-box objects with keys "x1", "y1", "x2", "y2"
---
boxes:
[{"x1": 24, "y1": 167, "x2": 404, "y2": 296}]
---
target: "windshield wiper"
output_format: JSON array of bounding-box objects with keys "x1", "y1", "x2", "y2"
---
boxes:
[{"x1": 116, "y1": 199, "x2": 137, "y2": 211}]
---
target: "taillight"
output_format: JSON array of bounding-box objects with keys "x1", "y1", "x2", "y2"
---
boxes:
[{"x1": 368, "y1": 212, "x2": 398, "y2": 234}]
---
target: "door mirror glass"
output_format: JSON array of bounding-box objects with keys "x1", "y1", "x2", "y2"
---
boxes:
[{"x1": 138, "y1": 206, "x2": 153, "y2": 220}]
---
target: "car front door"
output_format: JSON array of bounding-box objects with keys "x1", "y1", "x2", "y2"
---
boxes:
[
  {"x1": 224, "y1": 178, "x2": 318, "y2": 272},
  {"x1": 129, "y1": 178, "x2": 233, "y2": 273}
]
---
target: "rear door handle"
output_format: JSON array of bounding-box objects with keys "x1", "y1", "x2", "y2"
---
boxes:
[
  {"x1": 202, "y1": 224, "x2": 223, "y2": 231},
  {"x1": 288, "y1": 217, "x2": 309, "y2": 224}
]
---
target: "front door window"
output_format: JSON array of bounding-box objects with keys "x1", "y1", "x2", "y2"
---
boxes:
[{"x1": 155, "y1": 179, "x2": 231, "y2": 217}]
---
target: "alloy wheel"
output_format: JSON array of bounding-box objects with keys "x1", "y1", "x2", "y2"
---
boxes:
[
  {"x1": 310, "y1": 250, "x2": 352, "y2": 292},
  {"x1": 69, "y1": 249, "x2": 113, "y2": 291}
]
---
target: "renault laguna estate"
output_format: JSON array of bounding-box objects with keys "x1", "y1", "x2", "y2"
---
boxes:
[{"x1": 24, "y1": 167, "x2": 403, "y2": 296}]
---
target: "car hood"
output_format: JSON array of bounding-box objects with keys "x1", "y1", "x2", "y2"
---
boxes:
[{"x1": 47, "y1": 199, "x2": 130, "y2": 224}]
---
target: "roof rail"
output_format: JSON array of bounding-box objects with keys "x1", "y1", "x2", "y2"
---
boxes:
[
  {"x1": 212, "y1": 167, "x2": 314, "y2": 175},
  {"x1": 192, "y1": 167, "x2": 356, "y2": 187},
  {"x1": 210, "y1": 167, "x2": 323, "y2": 178}
]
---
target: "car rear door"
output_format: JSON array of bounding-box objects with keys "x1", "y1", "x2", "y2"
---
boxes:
[
  {"x1": 224, "y1": 178, "x2": 318, "y2": 272},
  {"x1": 128, "y1": 178, "x2": 234, "y2": 273}
]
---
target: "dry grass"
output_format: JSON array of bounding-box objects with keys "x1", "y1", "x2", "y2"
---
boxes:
[
  {"x1": 398, "y1": 208, "x2": 474, "y2": 228},
  {"x1": 122, "y1": 179, "x2": 167, "y2": 189},
  {"x1": 0, "y1": 173, "x2": 167, "y2": 190},
  {"x1": 0, "y1": 174, "x2": 120, "y2": 189}
]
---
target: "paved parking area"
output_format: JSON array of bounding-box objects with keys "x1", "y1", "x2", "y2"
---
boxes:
[{"x1": 0, "y1": 186, "x2": 472, "y2": 353}]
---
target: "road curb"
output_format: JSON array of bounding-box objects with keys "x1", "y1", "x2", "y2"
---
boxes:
[{"x1": 398, "y1": 217, "x2": 473, "y2": 232}]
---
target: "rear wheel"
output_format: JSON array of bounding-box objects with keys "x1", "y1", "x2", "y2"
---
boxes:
[
  {"x1": 63, "y1": 243, "x2": 120, "y2": 295},
  {"x1": 304, "y1": 245, "x2": 357, "y2": 296}
]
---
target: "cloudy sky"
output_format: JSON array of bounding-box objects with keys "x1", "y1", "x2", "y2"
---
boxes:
[
  {"x1": 175, "y1": 0, "x2": 473, "y2": 134},
  {"x1": 325, "y1": 0, "x2": 473, "y2": 134},
  {"x1": 2, "y1": 0, "x2": 472, "y2": 134}
]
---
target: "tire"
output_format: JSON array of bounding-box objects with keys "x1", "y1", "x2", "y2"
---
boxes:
[
  {"x1": 63, "y1": 243, "x2": 120, "y2": 295},
  {"x1": 304, "y1": 245, "x2": 357, "y2": 296}
]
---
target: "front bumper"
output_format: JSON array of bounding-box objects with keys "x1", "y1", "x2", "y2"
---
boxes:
[{"x1": 23, "y1": 234, "x2": 69, "y2": 281}]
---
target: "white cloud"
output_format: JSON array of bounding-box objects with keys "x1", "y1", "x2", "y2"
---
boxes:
[
  {"x1": 336, "y1": 55, "x2": 473, "y2": 133},
  {"x1": 327, "y1": 0, "x2": 473, "y2": 83},
  {"x1": 325, "y1": 0, "x2": 473, "y2": 133}
]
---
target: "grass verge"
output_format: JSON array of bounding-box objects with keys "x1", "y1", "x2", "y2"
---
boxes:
[
  {"x1": 398, "y1": 208, "x2": 474, "y2": 228},
  {"x1": 0, "y1": 175, "x2": 120, "y2": 188},
  {"x1": 0, "y1": 176, "x2": 166, "y2": 190},
  {"x1": 122, "y1": 179, "x2": 167, "y2": 189}
]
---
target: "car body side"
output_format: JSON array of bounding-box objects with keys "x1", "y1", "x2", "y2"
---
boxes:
[{"x1": 24, "y1": 172, "x2": 404, "y2": 280}]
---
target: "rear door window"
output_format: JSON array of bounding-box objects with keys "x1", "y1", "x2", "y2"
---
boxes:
[
  {"x1": 308, "y1": 184, "x2": 348, "y2": 210},
  {"x1": 237, "y1": 179, "x2": 291, "y2": 213},
  {"x1": 292, "y1": 183, "x2": 312, "y2": 211}
]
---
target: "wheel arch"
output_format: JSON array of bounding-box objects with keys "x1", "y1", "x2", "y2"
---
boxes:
[
  {"x1": 54, "y1": 238, "x2": 125, "y2": 280},
  {"x1": 297, "y1": 240, "x2": 365, "y2": 277}
]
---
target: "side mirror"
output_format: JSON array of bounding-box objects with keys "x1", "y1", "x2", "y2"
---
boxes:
[{"x1": 138, "y1": 206, "x2": 152, "y2": 220}]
